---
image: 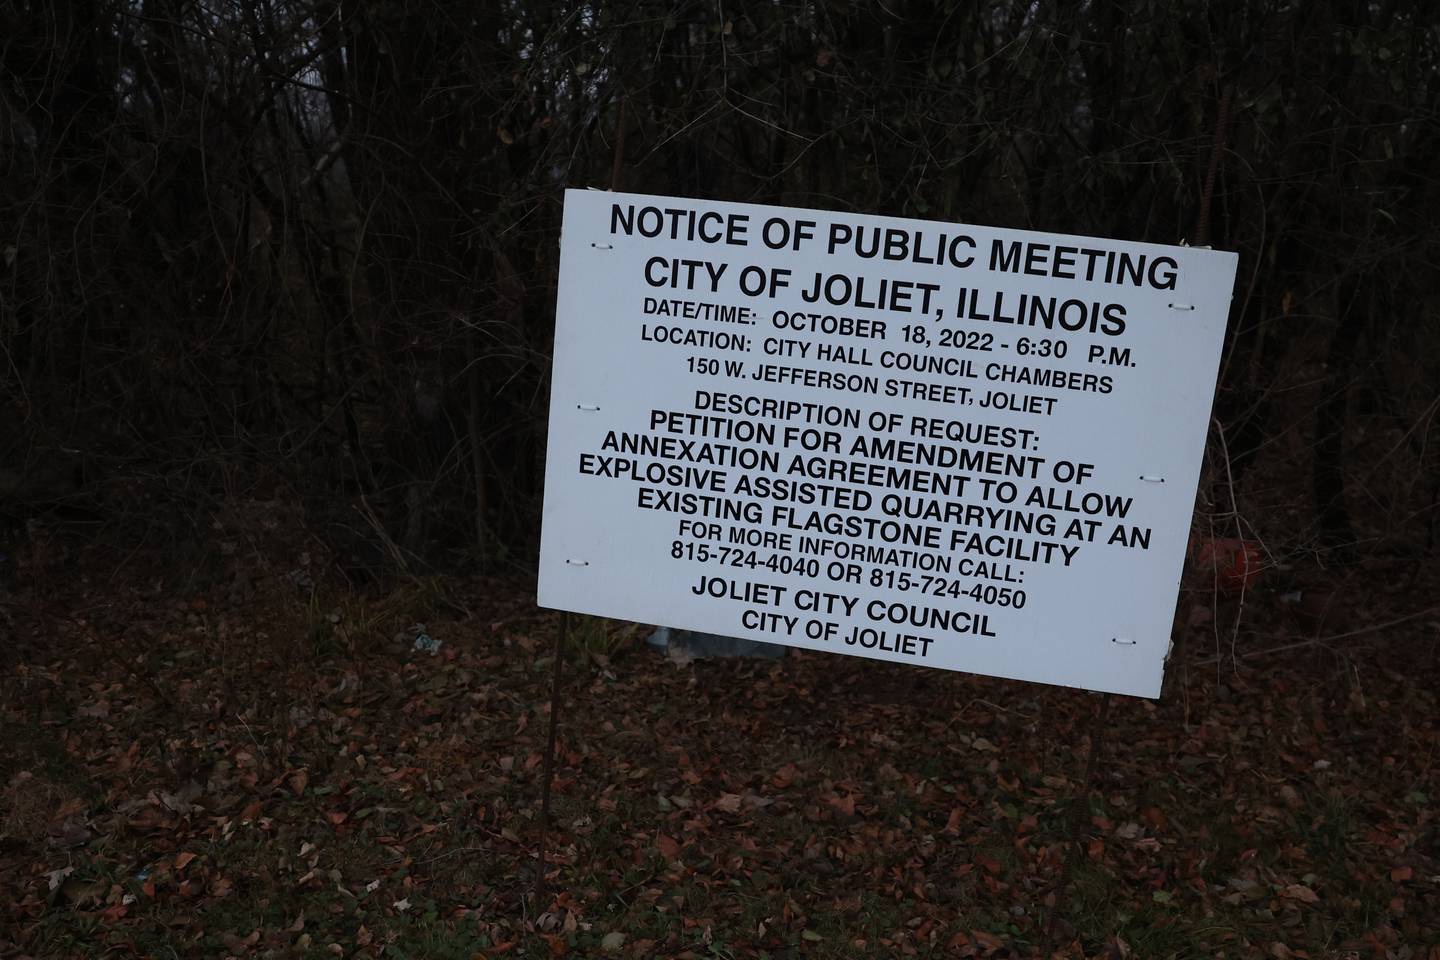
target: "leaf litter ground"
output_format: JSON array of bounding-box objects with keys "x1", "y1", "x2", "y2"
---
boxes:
[{"x1": 1, "y1": 562, "x2": 1437, "y2": 959}]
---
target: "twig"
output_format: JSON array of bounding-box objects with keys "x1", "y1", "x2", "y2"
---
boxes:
[
  {"x1": 1210, "y1": 415, "x2": 1254, "y2": 670},
  {"x1": 956, "y1": 697, "x2": 1039, "y2": 721},
  {"x1": 419, "y1": 845, "x2": 489, "y2": 865},
  {"x1": 353, "y1": 491, "x2": 411, "y2": 574},
  {"x1": 1191, "y1": 606, "x2": 1440, "y2": 665},
  {"x1": 78, "y1": 620, "x2": 172, "y2": 707}
]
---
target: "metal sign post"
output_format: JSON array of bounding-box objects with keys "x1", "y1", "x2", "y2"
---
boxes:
[
  {"x1": 533, "y1": 610, "x2": 569, "y2": 907},
  {"x1": 1042, "y1": 692, "x2": 1113, "y2": 952}
]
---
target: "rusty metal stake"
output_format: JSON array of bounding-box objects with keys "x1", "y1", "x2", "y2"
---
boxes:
[
  {"x1": 1042, "y1": 692, "x2": 1112, "y2": 953},
  {"x1": 534, "y1": 610, "x2": 569, "y2": 908}
]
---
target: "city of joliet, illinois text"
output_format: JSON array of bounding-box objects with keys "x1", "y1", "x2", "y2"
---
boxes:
[{"x1": 576, "y1": 201, "x2": 1172, "y2": 661}]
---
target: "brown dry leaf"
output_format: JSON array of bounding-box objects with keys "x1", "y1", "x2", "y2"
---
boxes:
[
  {"x1": 126, "y1": 805, "x2": 173, "y2": 832},
  {"x1": 53, "y1": 797, "x2": 86, "y2": 819},
  {"x1": 771, "y1": 763, "x2": 797, "y2": 788},
  {"x1": 1282, "y1": 884, "x2": 1319, "y2": 903},
  {"x1": 174, "y1": 851, "x2": 196, "y2": 872},
  {"x1": 288, "y1": 769, "x2": 308, "y2": 796},
  {"x1": 221, "y1": 930, "x2": 260, "y2": 952},
  {"x1": 59, "y1": 875, "x2": 107, "y2": 908},
  {"x1": 713, "y1": 793, "x2": 742, "y2": 813},
  {"x1": 655, "y1": 834, "x2": 681, "y2": 860},
  {"x1": 972, "y1": 929, "x2": 1003, "y2": 950}
]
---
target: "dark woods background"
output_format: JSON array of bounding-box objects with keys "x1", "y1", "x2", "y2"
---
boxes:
[{"x1": 2, "y1": 0, "x2": 1437, "y2": 588}]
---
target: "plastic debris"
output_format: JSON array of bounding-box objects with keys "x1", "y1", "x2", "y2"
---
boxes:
[{"x1": 648, "y1": 626, "x2": 784, "y2": 661}]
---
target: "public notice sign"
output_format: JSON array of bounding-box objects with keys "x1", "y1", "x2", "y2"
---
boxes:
[{"x1": 538, "y1": 190, "x2": 1236, "y2": 697}]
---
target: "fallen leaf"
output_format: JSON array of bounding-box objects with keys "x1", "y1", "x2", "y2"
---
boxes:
[
  {"x1": 1282, "y1": 884, "x2": 1319, "y2": 903},
  {"x1": 973, "y1": 930, "x2": 1003, "y2": 949}
]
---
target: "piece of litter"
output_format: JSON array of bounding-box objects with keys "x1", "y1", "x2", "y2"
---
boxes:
[{"x1": 413, "y1": 633, "x2": 441, "y2": 655}]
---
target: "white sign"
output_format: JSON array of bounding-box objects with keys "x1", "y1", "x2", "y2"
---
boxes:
[{"x1": 539, "y1": 190, "x2": 1236, "y2": 697}]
